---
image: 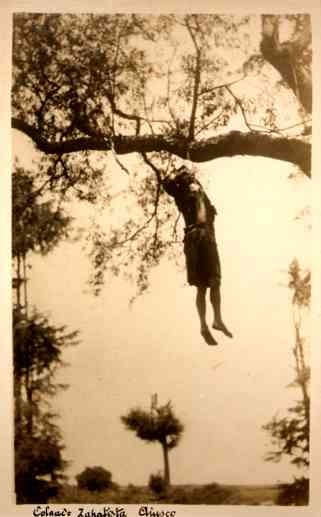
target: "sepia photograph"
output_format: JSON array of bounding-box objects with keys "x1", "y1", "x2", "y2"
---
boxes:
[{"x1": 2, "y1": 2, "x2": 321, "y2": 515}]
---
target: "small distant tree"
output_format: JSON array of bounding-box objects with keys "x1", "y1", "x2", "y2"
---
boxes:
[
  {"x1": 76, "y1": 466, "x2": 113, "y2": 492},
  {"x1": 263, "y1": 259, "x2": 310, "y2": 504},
  {"x1": 121, "y1": 396, "x2": 184, "y2": 487}
]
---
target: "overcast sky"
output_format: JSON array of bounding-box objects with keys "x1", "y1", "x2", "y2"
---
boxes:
[{"x1": 14, "y1": 129, "x2": 312, "y2": 487}]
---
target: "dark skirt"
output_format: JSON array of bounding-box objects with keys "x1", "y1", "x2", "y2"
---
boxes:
[{"x1": 183, "y1": 227, "x2": 221, "y2": 287}]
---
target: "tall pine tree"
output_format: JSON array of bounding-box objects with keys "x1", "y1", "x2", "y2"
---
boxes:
[
  {"x1": 263, "y1": 259, "x2": 310, "y2": 505},
  {"x1": 13, "y1": 164, "x2": 78, "y2": 503}
]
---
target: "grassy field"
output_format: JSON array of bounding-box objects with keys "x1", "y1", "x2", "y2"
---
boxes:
[{"x1": 50, "y1": 482, "x2": 280, "y2": 505}]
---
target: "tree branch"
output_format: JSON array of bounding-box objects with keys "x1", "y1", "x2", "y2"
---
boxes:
[
  {"x1": 195, "y1": 108, "x2": 225, "y2": 136},
  {"x1": 199, "y1": 74, "x2": 246, "y2": 97},
  {"x1": 225, "y1": 85, "x2": 255, "y2": 133},
  {"x1": 140, "y1": 153, "x2": 163, "y2": 252},
  {"x1": 165, "y1": 56, "x2": 179, "y2": 130},
  {"x1": 12, "y1": 117, "x2": 311, "y2": 176}
]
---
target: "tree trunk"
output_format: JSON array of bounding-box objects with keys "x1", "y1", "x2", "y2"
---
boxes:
[
  {"x1": 294, "y1": 323, "x2": 310, "y2": 425},
  {"x1": 16, "y1": 254, "x2": 22, "y2": 310},
  {"x1": 14, "y1": 255, "x2": 22, "y2": 432},
  {"x1": 260, "y1": 15, "x2": 312, "y2": 113},
  {"x1": 26, "y1": 383, "x2": 33, "y2": 435},
  {"x1": 161, "y1": 440, "x2": 170, "y2": 487},
  {"x1": 22, "y1": 254, "x2": 28, "y2": 316}
]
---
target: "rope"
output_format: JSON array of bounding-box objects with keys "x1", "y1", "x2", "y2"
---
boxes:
[{"x1": 106, "y1": 136, "x2": 130, "y2": 175}]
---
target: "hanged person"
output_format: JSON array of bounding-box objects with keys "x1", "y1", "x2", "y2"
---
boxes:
[{"x1": 163, "y1": 165, "x2": 233, "y2": 346}]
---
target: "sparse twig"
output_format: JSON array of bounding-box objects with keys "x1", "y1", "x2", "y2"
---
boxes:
[
  {"x1": 165, "y1": 49, "x2": 179, "y2": 129},
  {"x1": 199, "y1": 74, "x2": 246, "y2": 97},
  {"x1": 172, "y1": 212, "x2": 181, "y2": 240},
  {"x1": 225, "y1": 85, "x2": 255, "y2": 132},
  {"x1": 140, "y1": 152, "x2": 164, "y2": 255},
  {"x1": 141, "y1": 152, "x2": 162, "y2": 182},
  {"x1": 109, "y1": 138, "x2": 130, "y2": 175},
  {"x1": 195, "y1": 108, "x2": 225, "y2": 136},
  {"x1": 185, "y1": 16, "x2": 202, "y2": 140}
]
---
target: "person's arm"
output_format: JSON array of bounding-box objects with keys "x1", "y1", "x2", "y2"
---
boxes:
[
  {"x1": 196, "y1": 193, "x2": 207, "y2": 224},
  {"x1": 162, "y1": 175, "x2": 177, "y2": 197}
]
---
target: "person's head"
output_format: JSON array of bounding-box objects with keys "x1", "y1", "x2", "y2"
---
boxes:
[{"x1": 163, "y1": 165, "x2": 195, "y2": 195}]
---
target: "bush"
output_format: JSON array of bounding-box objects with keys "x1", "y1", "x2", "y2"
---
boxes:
[
  {"x1": 16, "y1": 475, "x2": 59, "y2": 504},
  {"x1": 148, "y1": 472, "x2": 167, "y2": 495},
  {"x1": 76, "y1": 466, "x2": 112, "y2": 492},
  {"x1": 276, "y1": 477, "x2": 309, "y2": 506}
]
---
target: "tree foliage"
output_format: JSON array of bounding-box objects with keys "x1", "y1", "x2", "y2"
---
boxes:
[
  {"x1": 276, "y1": 477, "x2": 309, "y2": 506},
  {"x1": 13, "y1": 308, "x2": 78, "y2": 404},
  {"x1": 288, "y1": 259, "x2": 311, "y2": 309},
  {"x1": 13, "y1": 309, "x2": 79, "y2": 503},
  {"x1": 12, "y1": 14, "x2": 311, "y2": 166},
  {"x1": 13, "y1": 164, "x2": 72, "y2": 258},
  {"x1": 121, "y1": 404, "x2": 184, "y2": 448},
  {"x1": 263, "y1": 402, "x2": 309, "y2": 468},
  {"x1": 76, "y1": 466, "x2": 113, "y2": 492},
  {"x1": 12, "y1": 14, "x2": 312, "y2": 294},
  {"x1": 15, "y1": 412, "x2": 67, "y2": 503}
]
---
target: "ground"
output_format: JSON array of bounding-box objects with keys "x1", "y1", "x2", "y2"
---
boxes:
[{"x1": 50, "y1": 482, "x2": 281, "y2": 505}]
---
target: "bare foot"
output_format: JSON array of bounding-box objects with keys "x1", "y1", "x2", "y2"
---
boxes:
[
  {"x1": 212, "y1": 322, "x2": 233, "y2": 338},
  {"x1": 201, "y1": 326, "x2": 218, "y2": 346}
]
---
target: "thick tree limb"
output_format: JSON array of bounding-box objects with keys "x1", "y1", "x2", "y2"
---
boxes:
[{"x1": 12, "y1": 117, "x2": 311, "y2": 177}]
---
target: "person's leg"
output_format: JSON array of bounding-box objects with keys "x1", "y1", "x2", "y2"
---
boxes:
[
  {"x1": 196, "y1": 286, "x2": 218, "y2": 345},
  {"x1": 196, "y1": 286, "x2": 207, "y2": 330},
  {"x1": 185, "y1": 231, "x2": 217, "y2": 345},
  {"x1": 210, "y1": 280, "x2": 233, "y2": 338}
]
